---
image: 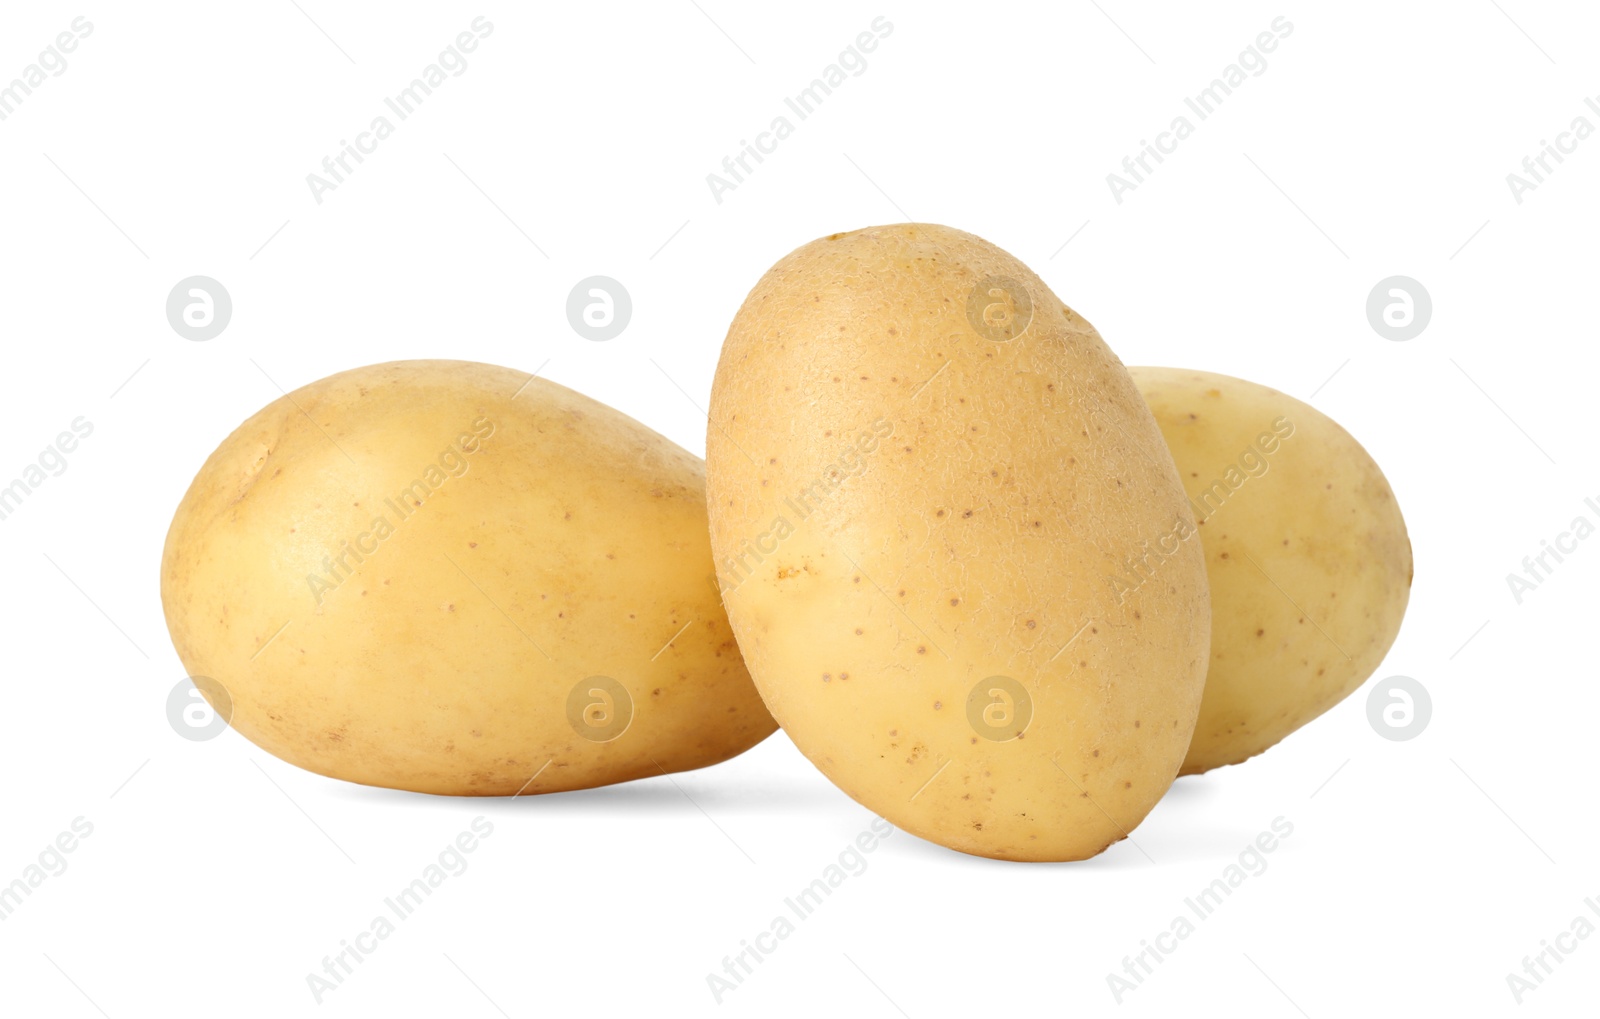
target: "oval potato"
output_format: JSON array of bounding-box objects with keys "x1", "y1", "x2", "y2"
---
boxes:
[
  {"x1": 1128, "y1": 367, "x2": 1412, "y2": 774},
  {"x1": 161, "y1": 360, "x2": 775, "y2": 795},
  {"x1": 707, "y1": 224, "x2": 1210, "y2": 861}
]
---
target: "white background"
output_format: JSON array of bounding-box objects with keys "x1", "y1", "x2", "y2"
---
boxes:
[{"x1": 1, "y1": 1, "x2": 1595, "y2": 1015}]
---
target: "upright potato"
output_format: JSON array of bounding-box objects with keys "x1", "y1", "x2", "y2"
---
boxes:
[
  {"x1": 707, "y1": 224, "x2": 1210, "y2": 861},
  {"x1": 1129, "y1": 367, "x2": 1412, "y2": 774},
  {"x1": 162, "y1": 360, "x2": 774, "y2": 795}
]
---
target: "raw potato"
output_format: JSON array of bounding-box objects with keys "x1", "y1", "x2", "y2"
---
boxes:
[
  {"x1": 161, "y1": 360, "x2": 774, "y2": 795},
  {"x1": 1128, "y1": 367, "x2": 1412, "y2": 775},
  {"x1": 706, "y1": 224, "x2": 1210, "y2": 861}
]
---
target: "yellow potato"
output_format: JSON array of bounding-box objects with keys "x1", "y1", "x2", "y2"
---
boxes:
[
  {"x1": 161, "y1": 360, "x2": 774, "y2": 795},
  {"x1": 1128, "y1": 367, "x2": 1412, "y2": 774},
  {"x1": 707, "y1": 224, "x2": 1210, "y2": 861}
]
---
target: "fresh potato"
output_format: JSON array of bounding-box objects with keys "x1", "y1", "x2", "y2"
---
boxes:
[
  {"x1": 706, "y1": 224, "x2": 1210, "y2": 861},
  {"x1": 1128, "y1": 367, "x2": 1412, "y2": 774},
  {"x1": 161, "y1": 360, "x2": 774, "y2": 795}
]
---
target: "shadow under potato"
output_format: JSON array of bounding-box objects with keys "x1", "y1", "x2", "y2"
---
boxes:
[
  {"x1": 323, "y1": 768, "x2": 846, "y2": 817},
  {"x1": 1158, "y1": 773, "x2": 1221, "y2": 802},
  {"x1": 881, "y1": 827, "x2": 1166, "y2": 870}
]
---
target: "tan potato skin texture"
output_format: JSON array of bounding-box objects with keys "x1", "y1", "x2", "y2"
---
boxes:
[
  {"x1": 161, "y1": 360, "x2": 775, "y2": 795},
  {"x1": 707, "y1": 225, "x2": 1210, "y2": 861},
  {"x1": 1128, "y1": 368, "x2": 1412, "y2": 775}
]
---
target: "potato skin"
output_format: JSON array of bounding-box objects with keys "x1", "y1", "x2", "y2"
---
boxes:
[
  {"x1": 707, "y1": 225, "x2": 1209, "y2": 861},
  {"x1": 161, "y1": 360, "x2": 774, "y2": 795},
  {"x1": 1128, "y1": 367, "x2": 1412, "y2": 775}
]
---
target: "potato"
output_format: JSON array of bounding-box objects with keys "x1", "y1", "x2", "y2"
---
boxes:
[
  {"x1": 706, "y1": 224, "x2": 1210, "y2": 861},
  {"x1": 161, "y1": 360, "x2": 774, "y2": 795},
  {"x1": 1128, "y1": 367, "x2": 1412, "y2": 774}
]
